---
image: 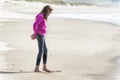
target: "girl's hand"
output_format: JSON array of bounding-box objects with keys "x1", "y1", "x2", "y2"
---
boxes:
[{"x1": 31, "y1": 34, "x2": 36, "y2": 40}]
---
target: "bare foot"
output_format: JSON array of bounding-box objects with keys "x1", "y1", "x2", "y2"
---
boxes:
[
  {"x1": 34, "y1": 69, "x2": 42, "y2": 72},
  {"x1": 43, "y1": 68, "x2": 51, "y2": 72},
  {"x1": 34, "y1": 67, "x2": 42, "y2": 72}
]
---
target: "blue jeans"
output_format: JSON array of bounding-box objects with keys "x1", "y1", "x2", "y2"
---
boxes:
[{"x1": 36, "y1": 34, "x2": 48, "y2": 66}]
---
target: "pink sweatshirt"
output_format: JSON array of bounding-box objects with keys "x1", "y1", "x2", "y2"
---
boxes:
[{"x1": 33, "y1": 13, "x2": 47, "y2": 37}]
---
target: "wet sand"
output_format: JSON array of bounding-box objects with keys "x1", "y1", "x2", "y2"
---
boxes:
[{"x1": 0, "y1": 17, "x2": 120, "y2": 80}]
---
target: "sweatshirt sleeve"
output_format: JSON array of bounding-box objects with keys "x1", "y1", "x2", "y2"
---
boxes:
[{"x1": 33, "y1": 15, "x2": 43, "y2": 37}]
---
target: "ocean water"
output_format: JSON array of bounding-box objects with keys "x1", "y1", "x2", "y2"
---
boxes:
[
  {"x1": 53, "y1": 0, "x2": 120, "y2": 26},
  {"x1": 62, "y1": 0, "x2": 120, "y2": 7},
  {"x1": 55, "y1": 0, "x2": 120, "y2": 26},
  {"x1": 52, "y1": 7, "x2": 120, "y2": 26},
  {"x1": 0, "y1": 0, "x2": 120, "y2": 26},
  {"x1": 0, "y1": 0, "x2": 35, "y2": 20}
]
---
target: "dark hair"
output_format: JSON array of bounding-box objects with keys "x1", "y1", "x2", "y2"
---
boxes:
[{"x1": 40, "y1": 5, "x2": 53, "y2": 20}]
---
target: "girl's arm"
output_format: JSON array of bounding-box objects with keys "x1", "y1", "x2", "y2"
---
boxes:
[{"x1": 33, "y1": 15, "x2": 43, "y2": 38}]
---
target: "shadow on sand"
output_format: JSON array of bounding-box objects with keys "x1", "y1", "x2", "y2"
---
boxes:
[
  {"x1": 0, "y1": 70, "x2": 61, "y2": 74},
  {"x1": 0, "y1": 71, "x2": 34, "y2": 74}
]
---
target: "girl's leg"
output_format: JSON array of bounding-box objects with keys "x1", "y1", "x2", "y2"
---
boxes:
[
  {"x1": 43, "y1": 39, "x2": 48, "y2": 64},
  {"x1": 42, "y1": 39, "x2": 51, "y2": 72},
  {"x1": 34, "y1": 34, "x2": 44, "y2": 72}
]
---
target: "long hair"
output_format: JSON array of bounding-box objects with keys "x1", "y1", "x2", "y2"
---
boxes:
[{"x1": 40, "y1": 5, "x2": 53, "y2": 20}]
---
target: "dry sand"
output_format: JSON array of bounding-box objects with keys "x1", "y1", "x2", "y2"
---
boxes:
[{"x1": 0, "y1": 17, "x2": 120, "y2": 80}]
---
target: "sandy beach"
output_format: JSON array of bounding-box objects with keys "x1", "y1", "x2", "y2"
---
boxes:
[
  {"x1": 0, "y1": 17, "x2": 120, "y2": 80},
  {"x1": 1, "y1": 0, "x2": 120, "y2": 80}
]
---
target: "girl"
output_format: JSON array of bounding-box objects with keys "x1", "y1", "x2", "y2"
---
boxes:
[{"x1": 31, "y1": 5, "x2": 53, "y2": 72}]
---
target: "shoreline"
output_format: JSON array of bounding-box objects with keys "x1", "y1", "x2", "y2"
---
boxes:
[
  {"x1": 1, "y1": 15, "x2": 120, "y2": 27},
  {"x1": 51, "y1": 16, "x2": 120, "y2": 27}
]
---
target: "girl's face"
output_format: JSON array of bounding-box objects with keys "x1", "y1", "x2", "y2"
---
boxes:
[{"x1": 47, "y1": 8, "x2": 53, "y2": 16}]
